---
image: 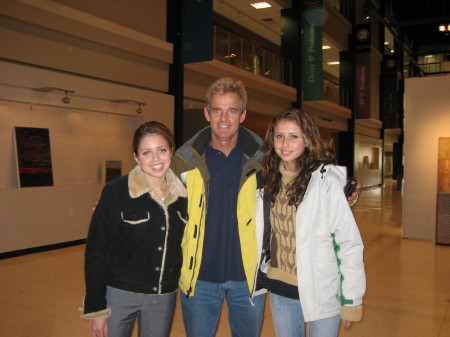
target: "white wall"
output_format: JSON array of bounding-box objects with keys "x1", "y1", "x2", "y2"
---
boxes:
[
  {"x1": 403, "y1": 75, "x2": 450, "y2": 240},
  {"x1": 0, "y1": 61, "x2": 174, "y2": 253}
]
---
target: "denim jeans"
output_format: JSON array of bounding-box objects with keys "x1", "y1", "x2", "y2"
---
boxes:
[
  {"x1": 270, "y1": 292, "x2": 340, "y2": 337},
  {"x1": 180, "y1": 280, "x2": 266, "y2": 337}
]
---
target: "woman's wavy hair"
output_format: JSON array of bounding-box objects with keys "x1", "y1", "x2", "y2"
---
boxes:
[{"x1": 261, "y1": 108, "x2": 335, "y2": 206}]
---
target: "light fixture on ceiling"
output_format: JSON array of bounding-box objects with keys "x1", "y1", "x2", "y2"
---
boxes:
[
  {"x1": 111, "y1": 99, "x2": 146, "y2": 114},
  {"x1": 136, "y1": 103, "x2": 144, "y2": 114},
  {"x1": 322, "y1": 45, "x2": 331, "y2": 49},
  {"x1": 438, "y1": 24, "x2": 450, "y2": 33},
  {"x1": 251, "y1": 2, "x2": 272, "y2": 9},
  {"x1": 327, "y1": 61, "x2": 340, "y2": 65},
  {"x1": 62, "y1": 91, "x2": 71, "y2": 104},
  {"x1": 34, "y1": 87, "x2": 75, "y2": 104}
]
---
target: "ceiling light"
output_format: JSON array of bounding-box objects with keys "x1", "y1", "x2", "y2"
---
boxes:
[
  {"x1": 327, "y1": 61, "x2": 340, "y2": 65},
  {"x1": 384, "y1": 41, "x2": 389, "y2": 45},
  {"x1": 251, "y1": 2, "x2": 272, "y2": 9},
  {"x1": 111, "y1": 99, "x2": 146, "y2": 114},
  {"x1": 322, "y1": 45, "x2": 331, "y2": 49},
  {"x1": 62, "y1": 91, "x2": 71, "y2": 104}
]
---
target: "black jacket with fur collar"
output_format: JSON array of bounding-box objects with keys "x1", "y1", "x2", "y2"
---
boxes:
[{"x1": 83, "y1": 165, "x2": 188, "y2": 317}]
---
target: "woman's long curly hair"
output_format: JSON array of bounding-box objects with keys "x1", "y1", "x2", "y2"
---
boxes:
[{"x1": 262, "y1": 108, "x2": 335, "y2": 206}]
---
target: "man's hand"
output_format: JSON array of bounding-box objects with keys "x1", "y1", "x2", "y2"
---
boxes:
[
  {"x1": 347, "y1": 182, "x2": 362, "y2": 206},
  {"x1": 92, "y1": 194, "x2": 101, "y2": 211}
]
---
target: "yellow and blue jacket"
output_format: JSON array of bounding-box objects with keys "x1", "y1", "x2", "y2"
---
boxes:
[{"x1": 171, "y1": 126, "x2": 268, "y2": 297}]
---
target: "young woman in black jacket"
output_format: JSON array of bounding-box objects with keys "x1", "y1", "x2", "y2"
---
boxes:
[{"x1": 82, "y1": 121, "x2": 187, "y2": 337}]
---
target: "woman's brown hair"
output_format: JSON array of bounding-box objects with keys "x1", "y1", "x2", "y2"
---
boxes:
[
  {"x1": 261, "y1": 108, "x2": 335, "y2": 206},
  {"x1": 132, "y1": 121, "x2": 175, "y2": 155}
]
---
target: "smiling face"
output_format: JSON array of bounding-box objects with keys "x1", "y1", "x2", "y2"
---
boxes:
[
  {"x1": 273, "y1": 119, "x2": 307, "y2": 170},
  {"x1": 204, "y1": 92, "x2": 246, "y2": 151},
  {"x1": 133, "y1": 134, "x2": 172, "y2": 185}
]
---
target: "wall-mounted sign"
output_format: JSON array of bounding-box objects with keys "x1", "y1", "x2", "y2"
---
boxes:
[{"x1": 14, "y1": 127, "x2": 54, "y2": 187}]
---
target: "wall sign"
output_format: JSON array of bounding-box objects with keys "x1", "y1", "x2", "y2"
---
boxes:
[{"x1": 14, "y1": 127, "x2": 54, "y2": 187}]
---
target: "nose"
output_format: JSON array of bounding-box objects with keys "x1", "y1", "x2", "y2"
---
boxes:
[{"x1": 219, "y1": 111, "x2": 229, "y2": 121}]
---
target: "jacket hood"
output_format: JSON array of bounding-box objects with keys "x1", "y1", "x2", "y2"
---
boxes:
[{"x1": 175, "y1": 126, "x2": 264, "y2": 165}]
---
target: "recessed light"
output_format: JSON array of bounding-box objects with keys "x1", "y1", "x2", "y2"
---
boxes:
[
  {"x1": 251, "y1": 2, "x2": 272, "y2": 9},
  {"x1": 322, "y1": 45, "x2": 331, "y2": 49},
  {"x1": 327, "y1": 61, "x2": 340, "y2": 65}
]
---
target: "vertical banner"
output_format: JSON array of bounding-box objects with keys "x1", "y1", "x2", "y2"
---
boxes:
[
  {"x1": 182, "y1": 0, "x2": 213, "y2": 64},
  {"x1": 354, "y1": 24, "x2": 371, "y2": 119},
  {"x1": 355, "y1": 53, "x2": 371, "y2": 118},
  {"x1": 382, "y1": 54, "x2": 400, "y2": 128},
  {"x1": 302, "y1": 1, "x2": 323, "y2": 101}
]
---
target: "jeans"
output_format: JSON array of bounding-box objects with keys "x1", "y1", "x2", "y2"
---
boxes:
[
  {"x1": 270, "y1": 292, "x2": 341, "y2": 337},
  {"x1": 180, "y1": 280, "x2": 266, "y2": 337},
  {"x1": 106, "y1": 286, "x2": 176, "y2": 337}
]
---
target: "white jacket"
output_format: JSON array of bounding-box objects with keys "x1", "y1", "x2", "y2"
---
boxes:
[{"x1": 257, "y1": 164, "x2": 366, "y2": 322}]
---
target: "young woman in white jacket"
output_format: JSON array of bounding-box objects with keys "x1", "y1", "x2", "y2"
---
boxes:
[{"x1": 260, "y1": 108, "x2": 366, "y2": 337}]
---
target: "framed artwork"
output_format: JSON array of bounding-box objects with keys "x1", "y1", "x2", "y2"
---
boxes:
[
  {"x1": 14, "y1": 127, "x2": 54, "y2": 187},
  {"x1": 102, "y1": 160, "x2": 122, "y2": 183}
]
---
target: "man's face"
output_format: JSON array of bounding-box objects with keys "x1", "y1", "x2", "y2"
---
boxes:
[{"x1": 204, "y1": 92, "x2": 246, "y2": 145}]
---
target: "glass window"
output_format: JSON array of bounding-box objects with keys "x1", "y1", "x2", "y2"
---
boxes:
[{"x1": 215, "y1": 26, "x2": 229, "y2": 63}]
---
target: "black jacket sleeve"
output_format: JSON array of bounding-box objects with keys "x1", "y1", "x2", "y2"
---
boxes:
[{"x1": 83, "y1": 182, "x2": 119, "y2": 314}]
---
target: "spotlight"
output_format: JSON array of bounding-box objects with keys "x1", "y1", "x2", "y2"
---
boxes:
[
  {"x1": 136, "y1": 103, "x2": 143, "y2": 114},
  {"x1": 62, "y1": 91, "x2": 71, "y2": 104}
]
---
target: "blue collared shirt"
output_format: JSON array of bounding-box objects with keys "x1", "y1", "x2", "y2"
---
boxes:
[{"x1": 198, "y1": 140, "x2": 246, "y2": 283}]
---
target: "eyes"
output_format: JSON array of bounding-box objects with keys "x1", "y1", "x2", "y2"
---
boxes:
[
  {"x1": 275, "y1": 134, "x2": 300, "y2": 140},
  {"x1": 142, "y1": 147, "x2": 170, "y2": 156},
  {"x1": 210, "y1": 108, "x2": 240, "y2": 116}
]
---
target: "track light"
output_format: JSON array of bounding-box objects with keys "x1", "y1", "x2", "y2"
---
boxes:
[
  {"x1": 34, "y1": 87, "x2": 74, "y2": 104},
  {"x1": 110, "y1": 99, "x2": 146, "y2": 114},
  {"x1": 62, "y1": 91, "x2": 71, "y2": 104},
  {"x1": 136, "y1": 103, "x2": 144, "y2": 114}
]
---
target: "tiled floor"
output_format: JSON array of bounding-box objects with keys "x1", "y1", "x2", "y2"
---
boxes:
[{"x1": 1, "y1": 179, "x2": 449, "y2": 337}]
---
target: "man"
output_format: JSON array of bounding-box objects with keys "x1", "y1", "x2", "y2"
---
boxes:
[{"x1": 170, "y1": 77, "x2": 360, "y2": 337}]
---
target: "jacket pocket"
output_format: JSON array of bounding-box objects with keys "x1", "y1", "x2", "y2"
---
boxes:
[
  {"x1": 121, "y1": 210, "x2": 150, "y2": 225},
  {"x1": 314, "y1": 261, "x2": 340, "y2": 305},
  {"x1": 176, "y1": 211, "x2": 188, "y2": 224}
]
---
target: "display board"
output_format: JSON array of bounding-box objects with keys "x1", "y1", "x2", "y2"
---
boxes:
[{"x1": 14, "y1": 127, "x2": 54, "y2": 187}]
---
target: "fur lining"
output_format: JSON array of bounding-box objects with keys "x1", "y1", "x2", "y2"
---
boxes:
[
  {"x1": 128, "y1": 165, "x2": 187, "y2": 205},
  {"x1": 80, "y1": 307, "x2": 111, "y2": 320}
]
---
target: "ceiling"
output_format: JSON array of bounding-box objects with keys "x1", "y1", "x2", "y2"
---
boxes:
[
  {"x1": 213, "y1": 0, "x2": 340, "y2": 77},
  {"x1": 213, "y1": 0, "x2": 450, "y2": 76},
  {"x1": 390, "y1": 0, "x2": 450, "y2": 55}
]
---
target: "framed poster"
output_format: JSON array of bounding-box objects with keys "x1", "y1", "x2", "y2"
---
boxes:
[
  {"x1": 14, "y1": 127, "x2": 54, "y2": 187},
  {"x1": 102, "y1": 160, "x2": 122, "y2": 183}
]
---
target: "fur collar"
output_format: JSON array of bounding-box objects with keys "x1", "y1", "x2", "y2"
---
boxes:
[{"x1": 128, "y1": 165, "x2": 187, "y2": 206}]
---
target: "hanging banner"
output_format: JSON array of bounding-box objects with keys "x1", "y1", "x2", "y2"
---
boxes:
[
  {"x1": 355, "y1": 52, "x2": 371, "y2": 118},
  {"x1": 382, "y1": 55, "x2": 400, "y2": 128},
  {"x1": 354, "y1": 24, "x2": 371, "y2": 118},
  {"x1": 302, "y1": 1, "x2": 323, "y2": 101},
  {"x1": 182, "y1": 0, "x2": 213, "y2": 64}
]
